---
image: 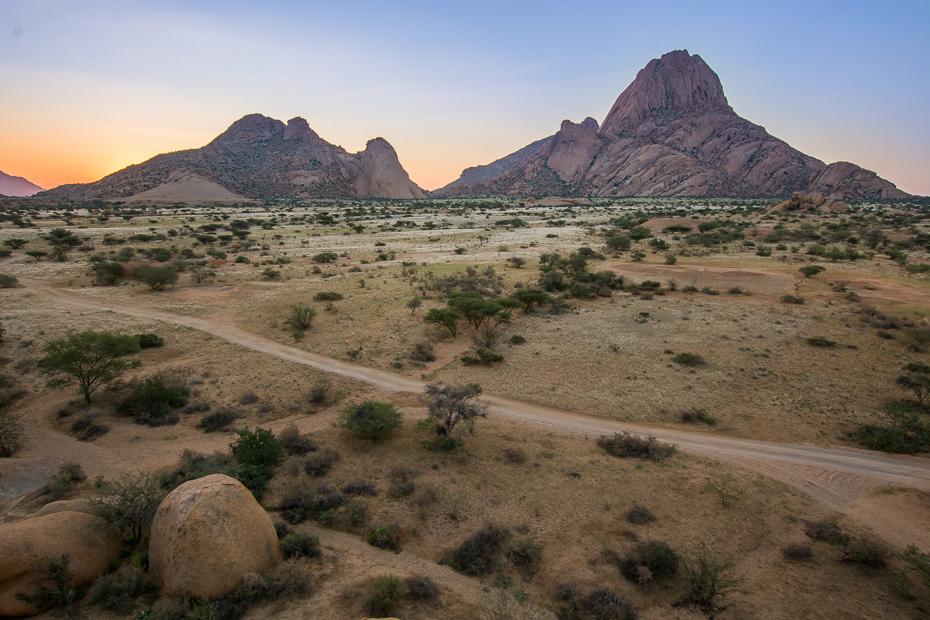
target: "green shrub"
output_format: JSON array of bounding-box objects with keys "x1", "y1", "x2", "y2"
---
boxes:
[
  {"x1": 279, "y1": 482, "x2": 315, "y2": 525},
  {"x1": 597, "y1": 432, "x2": 676, "y2": 462},
  {"x1": 672, "y1": 352, "x2": 706, "y2": 367},
  {"x1": 232, "y1": 427, "x2": 284, "y2": 469},
  {"x1": 343, "y1": 499, "x2": 369, "y2": 527},
  {"x1": 14, "y1": 554, "x2": 81, "y2": 612},
  {"x1": 679, "y1": 408, "x2": 716, "y2": 425},
  {"x1": 89, "y1": 472, "x2": 165, "y2": 542},
  {"x1": 284, "y1": 304, "x2": 316, "y2": 330},
  {"x1": 0, "y1": 411, "x2": 26, "y2": 457},
  {"x1": 313, "y1": 291, "x2": 343, "y2": 301},
  {"x1": 366, "y1": 574, "x2": 404, "y2": 617},
  {"x1": 135, "y1": 333, "x2": 164, "y2": 348},
  {"x1": 677, "y1": 545, "x2": 743, "y2": 612},
  {"x1": 88, "y1": 566, "x2": 153, "y2": 612},
  {"x1": 509, "y1": 335, "x2": 526, "y2": 345},
  {"x1": 0, "y1": 273, "x2": 17, "y2": 288},
  {"x1": 134, "y1": 264, "x2": 178, "y2": 291},
  {"x1": 854, "y1": 400, "x2": 930, "y2": 454},
  {"x1": 197, "y1": 409, "x2": 237, "y2": 432},
  {"x1": 120, "y1": 373, "x2": 189, "y2": 426},
  {"x1": 368, "y1": 523, "x2": 401, "y2": 551},
  {"x1": 280, "y1": 532, "x2": 321, "y2": 559},
  {"x1": 92, "y1": 262, "x2": 124, "y2": 286},
  {"x1": 782, "y1": 294, "x2": 806, "y2": 304},
  {"x1": 806, "y1": 336, "x2": 836, "y2": 347},
  {"x1": 799, "y1": 265, "x2": 826, "y2": 278},
  {"x1": 444, "y1": 524, "x2": 510, "y2": 575},
  {"x1": 335, "y1": 400, "x2": 402, "y2": 440},
  {"x1": 405, "y1": 575, "x2": 440, "y2": 602},
  {"x1": 805, "y1": 520, "x2": 851, "y2": 546},
  {"x1": 461, "y1": 348, "x2": 504, "y2": 366}
]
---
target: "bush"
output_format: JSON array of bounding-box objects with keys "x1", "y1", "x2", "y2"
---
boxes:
[
  {"x1": 120, "y1": 373, "x2": 189, "y2": 426},
  {"x1": 782, "y1": 294, "x2": 806, "y2": 304},
  {"x1": 409, "y1": 341, "x2": 436, "y2": 362},
  {"x1": 89, "y1": 472, "x2": 165, "y2": 542},
  {"x1": 135, "y1": 264, "x2": 178, "y2": 291},
  {"x1": 842, "y1": 540, "x2": 888, "y2": 568},
  {"x1": 70, "y1": 412, "x2": 109, "y2": 441},
  {"x1": 40, "y1": 463, "x2": 86, "y2": 503},
  {"x1": 854, "y1": 400, "x2": 930, "y2": 454},
  {"x1": 582, "y1": 588, "x2": 637, "y2": 620},
  {"x1": 504, "y1": 447, "x2": 527, "y2": 464},
  {"x1": 232, "y1": 427, "x2": 284, "y2": 469},
  {"x1": 88, "y1": 566, "x2": 153, "y2": 613},
  {"x1": 388, "y1": 467, "x2": 418, "y2": 498},
  {"x1": 279, "y1": 482, "x2": 315, "y2": 525},
  {"x1": 509, "y1": 537, "x2": 543, "y2": 571},
  {"x1": 0, "y1": 411, "x2": 26, "y2": 457},
  {"x1": 304, "y1": 448, "x2": 340, "y2": 477},
  {"x1": 367, "y1": 574, "x2": 404, "y2": 617},
  {"x1": 509, "y1": 335, "x2": 526, "y2": 345},
  {"x1": 679, "y1": 408, "x2": 716, "y2": 425},
  {"x1": 445, "y1": 524, "x2": 511, "y2": 575},
  {"x1": 405, "y1": 575, "x2": 440, "y2": 602},
  {"x1": 0, "y1": 273, "x2": 18, "y2": 288},
  {"x1": 807, "y1": 336, "x2": 836, "y2": 347},
  {"x1": 677, "y1": 545, "x2": 743, "y2": 612},
  {"x1": 342, "y1": 499, "x2": 369, "y2": 527},
  {"x1": 782, "y1": 543, "x2": 813, "y2": 560},
  {"x1": 277, "y1": 424, "x2": 318, "y2": 455},
  {"x1": 805, "y1": 520, "x2": 851, "y2": 546},
  {"x1": 597, "y1": 432, "x2": 676, "y2": 462},
  {"x1": 284, "y1": 304, "x2": 316, "y2": 330},
  {"x1": 335, "y1": 400, "x2": 402, "y2": 440},
  {"x1": 462, "y1": 348, "x2": 505, "y2": 366},
  {"x1": 625, "y1": 503, "x2": 656, "y2": 525},
  {"x1": 198, "y1": 409, "x2": 237, "y2": 432},
  {"x1": 799, "y1": 265, "x2": 826, "y2": 278},
  {"x1": 279, "y1": 532, "x2": 321, "y2": 559},
  {"x1": 136, "y1": 333, "x2": 164, "y2": 348},
  {"x1": 673, "y1": 352, "x2": 706, "y2": 367},
  {"x1": 368, "y1": 523, "x2": 401, "y2": 551},
  {"x1": 14, "y1": 554, "x2": 80, "y2": 612},
  {"x1": 313, "y1": 291, "x2": 343, "y2": 301},
  {"x1": 342, "y1": 479, "x2": 378, "y2": 496}
]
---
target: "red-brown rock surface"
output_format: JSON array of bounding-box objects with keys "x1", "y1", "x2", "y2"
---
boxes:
[
  {"x1": 438, "y1": 50, "x2": 909, "y2": 200},
  {"x1": 39, "y1": 115, "x2": 425, "y2": 201}
]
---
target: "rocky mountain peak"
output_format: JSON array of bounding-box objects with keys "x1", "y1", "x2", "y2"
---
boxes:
[
  {"x1": 208, "y1": 114, "x2": 285, "y2": 146},
  {"x1": 599, "y1": 49, "x2": 730, "y2": 137},
  {"x1": 283, "y1": 117, "x2": 320, "y2": 142}
]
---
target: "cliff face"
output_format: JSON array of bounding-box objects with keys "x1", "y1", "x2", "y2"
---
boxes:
[
  {"x1": 39, "y1": 115, "x2": 425, "y2": 200},
  {"x1": 439, "y1": 50, "x2": 908, "y2": 200}
]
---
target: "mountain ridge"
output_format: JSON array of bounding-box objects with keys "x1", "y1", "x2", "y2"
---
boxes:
[
  {"x1": 0, "y1": 170, "x2": 44, "y2": 197},
  {"x1": 437, "y1": 50, "x2": 908, "y2": 200},
  {"x1": 38, "y1": 115, "x2": 425, "y2": 201}
]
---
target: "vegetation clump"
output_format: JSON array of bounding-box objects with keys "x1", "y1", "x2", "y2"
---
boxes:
[
  {"x1": 597, "y1": 432, "x2": 676, "y2": 462},
  {"x1": 335, "y1": 400, "x2": 402, "y2": 440}
]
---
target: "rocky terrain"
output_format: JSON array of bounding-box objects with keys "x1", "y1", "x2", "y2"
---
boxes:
[
  {"x1": 0, "y1": 170, "x2": 44, "y2": 198},
  {"x1": 37, "y1": 115, "x2": 426, "y2": 201},
  {"x1": 438, "y1": 50, "x2": 909, "y2": 200}
]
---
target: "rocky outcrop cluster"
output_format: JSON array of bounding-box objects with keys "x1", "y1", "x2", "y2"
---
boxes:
[
  {"x1": 0, "y1": 511, "x2": 122, "y2": 617},
  {"x1": 437, "y1": 50, "x2": 909, "y2": 201},
  {"x1": 148, "y1": 474, "x2": 280, "y2": 599},
  {"x1": 769, "y1": 192, "x2": 848, "y2": 214}
]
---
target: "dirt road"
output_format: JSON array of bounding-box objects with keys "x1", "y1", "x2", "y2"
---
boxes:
[{"x1": 20, "y1": 278, "x2": 930, "y2": 513}]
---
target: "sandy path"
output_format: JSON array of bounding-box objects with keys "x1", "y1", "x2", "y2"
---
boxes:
[{"x1": 18, "y1": 279, "x2": 930, "y2": 514}]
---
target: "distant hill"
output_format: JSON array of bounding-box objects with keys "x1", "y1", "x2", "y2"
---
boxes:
[
  {"x1": 0, "y1": 170, "x2": 44, "y2": 197},
  {"x1": 436, "y1": 50, "x2": 908, "y2": 200},
  {"x1": 38, "y1": 115, "x2": 425, "y2": 201}
]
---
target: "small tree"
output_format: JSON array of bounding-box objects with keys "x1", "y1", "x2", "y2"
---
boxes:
[
  {"x1": 513, "y1": 288, "x2": 550, "y2": 314},
  {"x1": 799, "y1": 265, "x2": 825, "y2": 278},
  {"x1": 420, "y1": 383, "x2": 488, "y2": 446},
  {"x1": 89, "y1": 472, "x2": 165, "y2": 542},
  {"x1": 897, "y1": 373, "x2": 930, "y2": 407},
  {"x1": 407, "y1": 296, "x2": 422, "y2": 315},
  {"x1": 677, "y1": 544, "x2": 743, "y2": 613},
  {"x1": 134, "y1": 264, "x2": 178, "y2": 291},
  {"x1": 424, "y1": 308, "x2": 461, "y2": 337},
  {"x1": 285, "y1": 304, "x2": 317, "y2": 330},
  {"x1": 336, "y1": 400, "x2": 402, "y2": 440},
  {"x1": 39, "y1": 331, "x2": 141, "y2": 403}
]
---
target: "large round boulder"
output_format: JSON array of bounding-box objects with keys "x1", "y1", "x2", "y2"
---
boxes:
[
  {"x1": 0, "y1": 511, "x2": 122, "y2": 617},
  {"x1": 148, "y1": 474, "x2": 281, "y2": 599}
]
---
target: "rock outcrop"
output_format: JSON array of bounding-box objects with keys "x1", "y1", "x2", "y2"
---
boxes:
[
  {"x1": 437, "y1": 50, "x2": 909, "y2": 200},
  {"x1": 148, "y1": 474, "x2": 280, "y2": 600},
  {"x1": 0, "y1": 170, "x2": 44, "y2": 197},
  {"x1": 0, "y1": 511, "x2": 121, "y2": 617},
  {"x1": 769, "y1": 192, "x2": 848, "y2": 214},
  {"x1": 38, "y1": 115, "x2": 425, "y2": 201}
]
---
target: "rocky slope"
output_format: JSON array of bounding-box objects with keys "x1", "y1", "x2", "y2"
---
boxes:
[
  {"x1": 437, "y1": 50, "x2": 909, "y2": 200},
  {"x1": 38, "y1": 115, "x2": 425, "y2": 201},
  {"x1": 0, "y1": 170, "x2": 44, "y2": 197}
]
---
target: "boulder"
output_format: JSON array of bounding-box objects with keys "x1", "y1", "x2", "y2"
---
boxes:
[
  {"x1": 34, "y1": 499, "x2": 93, "y2": 518},
  {"x1": 148, "y1": 474, "x2": 281, "y2": 599},
  {"x1": 0, "y1": 511, "x2": 121, "y2": 617}
]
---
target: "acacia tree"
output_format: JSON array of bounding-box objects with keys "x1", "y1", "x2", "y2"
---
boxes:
[
  {"x1": 39, "y1": 331, "x2": 141, "y2": 403},
  {"x1": 420, "y1": 382, "x2": 488, "y2": 448},
  {"x1": 424, "y1": 308, "x2": 460, "y2": 337}
]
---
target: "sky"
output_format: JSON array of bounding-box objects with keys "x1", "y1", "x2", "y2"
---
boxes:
[{"x1": 1, "y1": 0, "x2": 928, "y2": 195}]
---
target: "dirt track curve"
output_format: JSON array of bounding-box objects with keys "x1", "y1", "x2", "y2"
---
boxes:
[{"x1": 20, "y1": 278, "x2": 930, "y2": 513}]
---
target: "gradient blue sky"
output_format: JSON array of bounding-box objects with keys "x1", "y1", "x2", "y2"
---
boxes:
[{"x1": 1, "y1": 0, "x2": 928, "y2": 194}]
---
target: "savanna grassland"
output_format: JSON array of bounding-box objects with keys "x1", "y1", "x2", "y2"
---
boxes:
[{"x1": 1, "y1": 195, "x2": 930, "y2": 620}]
